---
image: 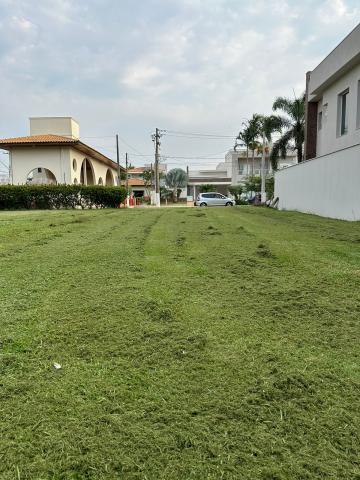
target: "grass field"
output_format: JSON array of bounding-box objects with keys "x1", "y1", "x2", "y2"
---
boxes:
[{"x1": 0, "y1": 207, "x2": 359, "y2": 480}]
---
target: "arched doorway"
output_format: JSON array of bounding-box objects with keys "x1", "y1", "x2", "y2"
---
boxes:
[
  {"x1": 80, "y1": 159, "x2": 95, "y2": 185},
  {"x1": 98, "y1": 177, "x2": 103, "y2": 185},
  {"x1": 26, "y1": 167, "x2": 57, "y2": 185},
  {"x1": 105, "y1": 169, "x2": 114, "y2": 186}
]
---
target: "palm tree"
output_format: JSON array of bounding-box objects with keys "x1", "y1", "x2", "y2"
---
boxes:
[
  {"x1": 270, "y1": 94, "x2": 305, "y2": 170},
  {"x1": 257, "y1": 115, "x2": 283, "y2": 200},
  {"x1": 236, "y1": 125, "x2": 252, "y2": 176},
  {"x1": 247, "y1": 114, "x2": 262, "y2": 176},
  {"x1": 165, "y1": 168, "x2": 187, "y2": 203}
]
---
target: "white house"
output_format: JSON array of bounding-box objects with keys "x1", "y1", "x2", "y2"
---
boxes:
[
  {"x1": 187, "y1": 148, "x2": 296, "y2": 198},
  {"x1": 187, "y1": 163, "x2": 232, "y2": 198},
  {"x1": 0, "y1": 117, "x2": 123, "y2": 186},
  {"x1": 225, "y1": 148, "x2": 297, "y2": 185},
  {"x1": 275, "y1": 23, "x2": 360, "y2": 221}
]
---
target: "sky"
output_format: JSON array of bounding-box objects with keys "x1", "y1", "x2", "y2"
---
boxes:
[{"x1": 0, "y1": 0, "x2": 359, "y2": 171}]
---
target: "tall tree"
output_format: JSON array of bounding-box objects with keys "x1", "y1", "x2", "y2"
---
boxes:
[
  {"x1": 236, "y1": 125, "x2": 252, "y2": 176},
  {"x1": 257, "y1": 115, "x2": 283, "y2": 200},
  {"x1": 141, "y1": 169, "x2": 153, "y2": 197},
  {"x1": 270, "y1": 94, "x2": 305, "y2": 170},
  {"x1": 247, "y1": 114, "x2": 263, "y2": 175},
  {"x1": 165, "y1": 168, "x2": 187, "y2": 203}
]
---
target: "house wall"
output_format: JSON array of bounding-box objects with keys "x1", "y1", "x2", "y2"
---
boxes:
[
  {"x1": 274, "y1": 144, "x2": 360, "y2": 221},
  {"x1": 11, "y1": 146, "x2": 72, "y2": 184},
  {"x1": 11, "y1": 146, "x2": 118, "y2": 185},
  {"x1": 30, "y1": 117, "x2": 80, "y2": 139},
  {"x1": 188, "y1": 184, "x2": 230, "y2": 198},
  {"x1": 308, "y1": 23, "x2": 360, "y2": 99},
  {"x1": 226, "y1": 149, "x2": 297, "y2": 185},
  {"x1": 316, "y1": 63, "x2": 360, "y2": 157},
  {"x1": 69, "y1": 148, "x2": 118, "y2": 185}
]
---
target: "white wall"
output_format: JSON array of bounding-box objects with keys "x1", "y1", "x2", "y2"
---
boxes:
[
  {"x1": 275, "y1": 144, "x2": 360, "y2": 221},
  {"x1": 30, "y1": 117, "x2": 80, "y2": 139},
  {"x1": 316, "y1": 63, "x2": 360, "y2": 157},
  {"x1": 12, "y1": 146, "x2": 72, "y2": 184},
  {"x1": 309, "y1": 23, "x2": 360, "y2": 98},
  {"x1": 11, "y1": 146, "x2": 118, "y2": 185},
  {"x1": 69, "y1": 148, "x2": 117, "y2": 185}
]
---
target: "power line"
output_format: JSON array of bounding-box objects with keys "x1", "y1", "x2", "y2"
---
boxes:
[
  {"x1": 162, "y1": 156, "x2": 225, "y2": 160},
  {"x1": 128, "y1": 150, "x2": 229, "y2": 159},
  {"x1": 164, "y1": 129, "x2": 236, "y2": 139},
  {"x1": 164, "y1": 134, "x2": 234, "y2": 140},
  {"x1": 81, "y1": 135, "x2": 116, "y2": 139},
  {"x1": 117, "y1": 135, "x2": 145, "y2": 156},
  {"x1": 81, "y1": 134, "x2": 145, "y2": 157}
]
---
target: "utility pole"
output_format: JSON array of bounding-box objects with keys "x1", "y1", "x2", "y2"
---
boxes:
[
  {"x1": 152, "y1": 128, "x2": 162, "y2": 207},
  {"x1": 116, "y1": 134, "x2": 121, "y2": 185},
  {"x1": 150, "y1": 162, "x2": 153, "y2": 193},
  {"x1": 260, "y1": 130, "x2": 266, "y2": 204},
  {"x1": 186, "y1": 165, "x2": 189, "y2": 197},
  {"x1": 125, "y1": 152, "x2": 129, "y2": 194}
]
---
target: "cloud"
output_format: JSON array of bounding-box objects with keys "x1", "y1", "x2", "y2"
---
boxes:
[
  {"x1": 0, "y1": 0, "x2": 359, "y2": 165},
  {"x1": 122, "y1": 65, "x2": 162, "y2": 88},
  {"x1": 317, "y1": 0, "x2": 359, "y2": 24}
]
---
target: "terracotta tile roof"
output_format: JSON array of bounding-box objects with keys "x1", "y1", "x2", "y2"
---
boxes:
[
  {"x1": 0, "y1": 134, "x2": 125, "y2": 172},
  {"x1": 129, "y1": 167, "x2": 146, "y2": 173},
  {"x1": 0, "y1": 134, "x2": 78, "y2": 145},
  {"x1": 128, "y1": 178, "x2": 145, "y2": 186}
]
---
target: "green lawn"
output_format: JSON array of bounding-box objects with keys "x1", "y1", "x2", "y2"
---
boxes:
[{"x1": 0, "y1": 207, "x2": 359, "y2": 480}]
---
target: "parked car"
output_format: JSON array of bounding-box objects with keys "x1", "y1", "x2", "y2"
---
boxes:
[{"x1": 195, "y1": 192, "x2": 235, "y2": 207}]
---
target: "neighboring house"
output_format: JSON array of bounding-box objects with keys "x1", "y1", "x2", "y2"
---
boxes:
[
  {"x1": 0, "y1": 117, "x2": 124, "y2": 186},
  {"x1": 275, "y1": 23, "x2": 360, "y2": 221},
  {"x1": 127, "y1": 167, "x2": 148, "y2": 197},
  {"x1": 225, "y1": 149, "x2": 297, "y2": 184},
  {"x1": 187, "y1": 164, "x2": 232, "y2": 198},
  {"x1": 127, "y1": 165, "x2": 167, "y2": 197},
  {"x1": 188, "y1": 148, "x2": 296, "y2": 198}
]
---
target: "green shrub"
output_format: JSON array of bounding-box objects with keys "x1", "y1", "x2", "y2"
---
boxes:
[
  {"x1": 0, "y1": 185, "x2": 127, "y2": 210},
  {"x1": 199, "y1": 184, "x2": 213, "y2": 193},
  {"x1": 228, "y1": 185, "x2": 243, "y2": 205},
  {"x1": 243, "y1": 175, "x2": 274, "y2": 199}
]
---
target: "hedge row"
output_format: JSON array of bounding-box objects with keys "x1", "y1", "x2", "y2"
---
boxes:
[{"x1": 0, "y1": 185, "x2": 127, "y2": 210}]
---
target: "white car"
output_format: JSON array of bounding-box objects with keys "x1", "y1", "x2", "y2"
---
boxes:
[{"x1": 195, "y1": 192, "x2": 235, "y2": 207}]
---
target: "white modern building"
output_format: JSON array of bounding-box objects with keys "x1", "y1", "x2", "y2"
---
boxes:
[
  {"x1": 225, "y1": 149, "x2": 297, "y2": 184},
  {"x1": 0, "y1": 117, "x2": 123, "y2": 186},
  {"x1": 187, "y1": 148, "x2": 296, "y2": 198},
  {"x1": 187, "y1": 163, "x2": 232, "y2": 197},
  {"x1": 275, "y1": 23, "x2": 360, "y2": 221}
]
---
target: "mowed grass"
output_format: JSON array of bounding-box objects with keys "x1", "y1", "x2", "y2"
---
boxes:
[{"x1": 0, "y1": 207, "x2": 359, "y2": 480}]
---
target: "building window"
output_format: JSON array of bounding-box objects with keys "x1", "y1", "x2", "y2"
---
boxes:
[
  {"x1": 318, "y1": 111, "x2": 323, "y2": 131},
  {"x1": 357, "y1": 80, "x2": 360, "y2": 130},
  {"x1": 338, "y1": 88, "x2": 349, "y2": 136},
  {"x1": 73, "y1": 159, "x2": 77, "y2": 171}
]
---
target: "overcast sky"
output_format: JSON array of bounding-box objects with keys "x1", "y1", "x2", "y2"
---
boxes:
[{"x1": 0, "y1": 0, "x2": 359, "y2": 169}]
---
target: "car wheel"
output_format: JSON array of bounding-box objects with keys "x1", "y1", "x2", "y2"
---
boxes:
[
  {"x1": 225, "y1": 202, "x2": 233, "y2": 206},
  {"x1": 200, "y1": 202, "x2": 207, "y2": 207}
]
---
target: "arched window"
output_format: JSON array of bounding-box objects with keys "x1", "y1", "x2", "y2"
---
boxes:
[
  {"x1": 98, "y1": 177, "x2": 103, "y2": 185},
  {"x1": 80, "y1": 159, "x2": 95, "y2": 185},
  {"x1": 105, "y1": 168, "x2": 114, "y2": 186},
  {"x1": 26, "y1": 168, "x2": 57, "y2": 185}
]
